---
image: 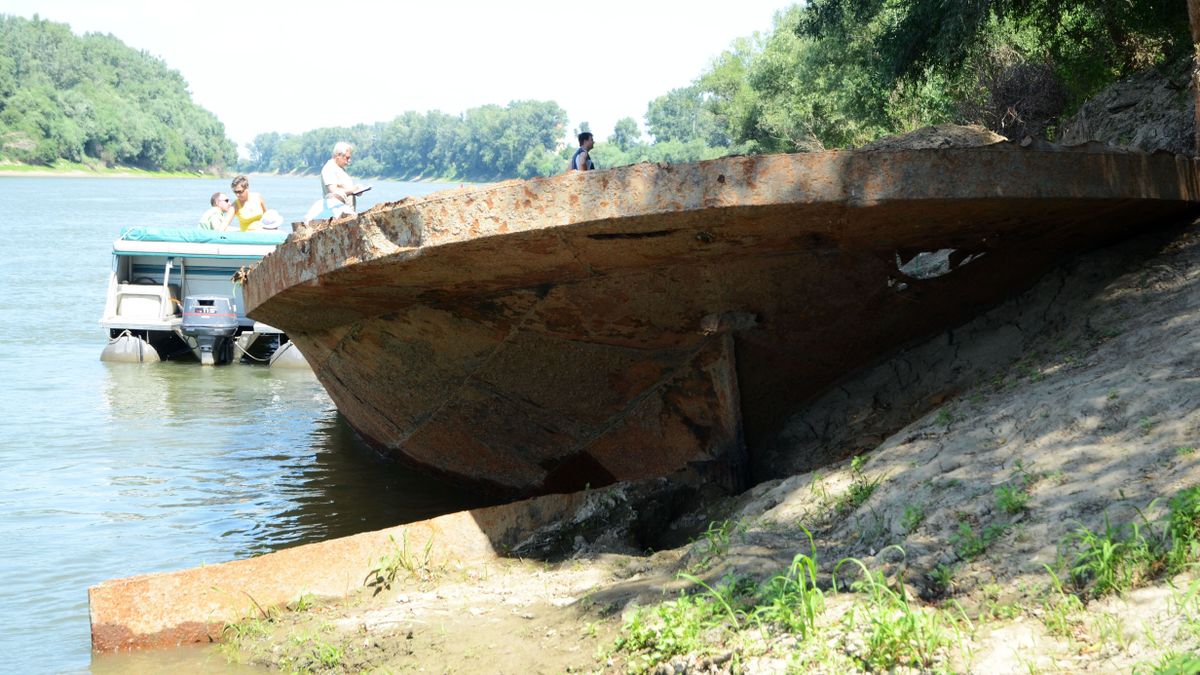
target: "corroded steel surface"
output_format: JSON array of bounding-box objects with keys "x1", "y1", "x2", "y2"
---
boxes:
[
  {"x1": 246, "y1": 144, "x2": 1200, "y2": 496},
  {"x1": 90, "y1": 490, "x2": 592, "y2": 651}
]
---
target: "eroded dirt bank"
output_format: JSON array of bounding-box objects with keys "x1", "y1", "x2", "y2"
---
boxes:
[{"x1": 219, "y1": 214, "x2": 1200, "y2": 672}]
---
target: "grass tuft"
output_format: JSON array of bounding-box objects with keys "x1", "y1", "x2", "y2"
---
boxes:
[{"x1": 365, "y1": 530, "x2": 436, "y2": 594}]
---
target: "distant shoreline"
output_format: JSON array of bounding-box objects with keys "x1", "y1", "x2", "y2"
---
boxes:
[
  {"x1": 0, "y1": 162, "x2": 210, "y2": 179},
  {"x1": 0, "y1": 164, "x2": 485, "y2": 184}
]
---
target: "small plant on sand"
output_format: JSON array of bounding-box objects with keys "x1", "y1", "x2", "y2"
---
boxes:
[
  {"x1": 688, "y1": 520, "x2": 736, "y2": 572},
  {"x1": 935, "y1": 408, "x2": 958, "y2": 427},
  {"x1": 1067, "y1": 513, "x2": 1153, "y2": 596},
  {"x1": 1019, "y1": 362, "x2": 1044, "y2": 382},
  {"x1": 834, "y1": 554, "x2": 970, "y2": 671},
  {"x1": 1090, "y1": 611, "x2": 1132, "y2": 651},
  {"x1": 1166, "y1": 487, "x2": 1200, "y2": 569},
  {"x1": 1010, "y1": 459, "x2": 1044, "y2": 488},
  {"x1": 222, "y1": 616, "x2": 270, "y2": 643},
  {"x1": 1139, "y1": 652, "x2": 1200, "y2": 675},
  {"x1": 751, "y1": 530, "x2": 824, "y2": 639},
  {"x1": 836, "y1": 456, "x2": 884, "y2": 514},
  {"x1": 365, "y1": 530, "x2": 435, "y2": 594},
  {"x1": 995, "y1": 483, "x2": 1030, "y2": 514},
  {"x1": 310, "y1": 640, "x2": 345, "y2": 669},
  {"x1": 290, "y1": 593, "x2": 317, "y2": 612},
  {"x1": 612, "y1": 578, "x2": 744, "y2": 673},
  {"x1": 901, "y1": 505, "x2": 925, "y2": 532},
  {"x1": 1065, "y1": 487, "x2": 1200, "y2": 598},
  {"x1": 1176, "y1": 446, "x2": 1197, "y2": 457},
  {"x1": 982, "y1": 593, "x2": 1021, "y2": 620},
  {"x1": 1041, "y1": 566, "x2": 1085, "y2": 638},
  {"x1": 951, "y1": 521, "x2": 1007, "y2": 560},
  {"x1": 927, "y1": 563, "x2": 956, "y2": 595}
]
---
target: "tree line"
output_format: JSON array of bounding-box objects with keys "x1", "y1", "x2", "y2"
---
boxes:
[
  {"x1": 246, "y1": 1, "x2": 1190, "y2": 179},
  {"x1": 0, "y1": 14, "x2": 235, "y2": 171},
  {"x1": 2, "y1": 3, "x2": 1189, "y2": 177},
  {"x1": 242, "y1": 101, "x2": 571, "y2": 180}
]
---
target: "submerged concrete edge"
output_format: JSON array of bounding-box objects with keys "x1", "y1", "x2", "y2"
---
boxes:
[{"x1": 89, "y1": 490, "x2": 591, "y2": 652}]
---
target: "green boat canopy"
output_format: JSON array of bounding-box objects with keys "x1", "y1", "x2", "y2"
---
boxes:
[{"x1": 119, "y1": 227, "x2": 288, "y2": 245}]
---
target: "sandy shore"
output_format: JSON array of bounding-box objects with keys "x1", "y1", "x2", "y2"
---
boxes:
[{"x1": 216, "y1": 214, "x2": 1200, "y2": 672}]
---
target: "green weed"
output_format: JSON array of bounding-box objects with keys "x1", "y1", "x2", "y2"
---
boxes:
[
  {"x1": 1176, "y1": 446, "x2": 1197, "y2": 457},
  {"x1": 1166, "y1": 487, "x2": 1200, "y2": 569},
  {"x1": 290, "y1": 593, "x2": 317, "y2": 612},
  {"x1": 310, "y1": 640, "x2": 344, "y2": 669},
  {"x1": 1066, "y1": 487, "x2": 1200, "y2": 598},
  {"x1": 836, "y1": 457, "x2": 884, "y2": 514},
  {"x1": 951, "y1": 522, "x2": 1007, "y2": 560},
  {"x1": 901, "y1": 505, "x2": 925, "y2": 532},
  {"x1": 365, "y1": 530, "x2": 436, "y2": 594},
  {"x1": 927, "y1": 563, "x2": 956, "y2": 595},
  {"x1": 1068, "y1": 514, "x2": 1154, "y2": 595},
  {"x1": 1010, "y1": 459, "x2": 1043, "y2": 488},
  {"x1": 1041, "y1": 566, "x2": 1085, "y2": 638},
  {"x1": 688, "y1": 520, "x2": 736, "y2": 572},
  {"x1": 995, "y1": 483, "x2": 1030, "y2": 515},
  {"x1": 1137, "y1": 651, "x2": 1200, "y2": 674},
  {"x1": 935, "y1": 408, "x2": 958, "y2": 427},
  {"x1": 1090, "y1": 611, "x2": 1131, "y2": 651},
  {"x1": 222, "y1": 616, "x2": 269, "y2": 642},
  {"x1": 612, "y1": 584, "x2": 738, "y2": 673},
  {"x1": 1019, "y1": 362, "x2": 1044, "y2": 382},
  {"x1": 834, "y1": 554, "x2": 969, "y2": 671},
  {"x1": 979, "y1": 583, "x2": 1020, "y2": 620},
  {"x1": 751, "y1": 530, "x2": 824, "y2": 639}
]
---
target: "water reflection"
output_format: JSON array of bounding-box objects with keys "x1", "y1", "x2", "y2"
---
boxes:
[{"x1": 98, "y1": 361, "x2": 489, "y2": 560}]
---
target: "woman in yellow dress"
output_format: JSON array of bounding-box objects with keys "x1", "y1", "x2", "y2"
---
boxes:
[{"x1": 230, "y1": 175, "x2": 269, "y2": 231}]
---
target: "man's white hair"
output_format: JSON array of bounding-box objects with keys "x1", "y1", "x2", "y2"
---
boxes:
[{"x1": 333, "y1": 141, "x2": 353, "y2": 157}]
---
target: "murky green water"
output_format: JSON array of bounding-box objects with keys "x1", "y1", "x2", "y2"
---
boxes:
[{"x1": 0, "y1": 175, "x2": 489, "y2": 673}]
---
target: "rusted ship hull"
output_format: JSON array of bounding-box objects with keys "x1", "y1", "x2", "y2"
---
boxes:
[{"x1": 245, "y1": 145, "x2": 1200, "y2": 497}]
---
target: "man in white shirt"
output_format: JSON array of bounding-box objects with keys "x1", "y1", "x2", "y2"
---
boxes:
[{"x1": 320, "y1": 141, "x2": 367, "y2": 214}]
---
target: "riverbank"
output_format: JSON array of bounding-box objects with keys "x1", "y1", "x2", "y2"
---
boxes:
[
  {"x1": 215, "y1": 215, "x2": 1200, "y2": 671},
  {"x1": 0, "y1": 159, "x2": 496, "y2": 184},
  {"x1": 0, "y1": 160, "x2": 213, "y2": 178},
  {"x1": 263, "y1": 168, "x2": 487, "y2": 185}
]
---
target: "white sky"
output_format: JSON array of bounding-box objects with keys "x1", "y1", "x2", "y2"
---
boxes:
[{"x1": 0, "y1": 1, "x2": 792, "y2": 152}]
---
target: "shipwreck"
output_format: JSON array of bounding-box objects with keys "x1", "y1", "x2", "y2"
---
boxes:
[{"x1": 244, "y1": 139, "x2": 1200, "y2": 498}]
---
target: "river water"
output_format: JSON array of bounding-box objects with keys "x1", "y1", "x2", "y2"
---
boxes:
[{"x1": 0, "y1": 175, "x2": 490, "y2": 673}]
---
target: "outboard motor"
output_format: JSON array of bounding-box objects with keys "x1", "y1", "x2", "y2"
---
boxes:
[{"x1": 181, "y1": 295, "x2": 239, "y2": 365}]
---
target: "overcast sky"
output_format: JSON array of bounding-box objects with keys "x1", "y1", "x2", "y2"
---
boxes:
[{"x1": 0, "y1": 1, "x2": 792, "y2": 151}]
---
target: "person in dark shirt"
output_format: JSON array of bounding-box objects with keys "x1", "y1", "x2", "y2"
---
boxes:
[{"x1": 569, "y1": 132, "x2": 595, "y2": 171}]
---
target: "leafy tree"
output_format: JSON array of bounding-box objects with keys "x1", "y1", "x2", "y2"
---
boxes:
[
  {"x1": 609, "y1": 117, "x2": 641, "y2": 151},
  {"x1": 798, "y1": 0, "x2": 1188, "y2": 102},
  {"x1": 0, "y1": 14, "x2": 236, "y2": 170},
  {"x1": 676, "y1": 0, "x2": 1190, "y2": 151},
  {"x1": 645, "y1": 85, "x2": 728, "y2": 146}
]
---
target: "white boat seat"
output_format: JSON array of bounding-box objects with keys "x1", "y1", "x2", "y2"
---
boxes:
[{"x1": 114, "y1": 283, "x2": 171, "y2": 321}]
